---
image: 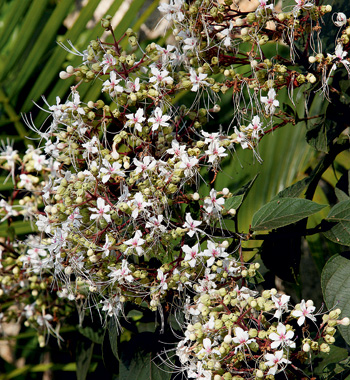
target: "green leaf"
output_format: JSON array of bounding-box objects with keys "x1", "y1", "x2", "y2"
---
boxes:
[
  {"x1": 224, "y1": 194, "x2": 244, "y2": 212},
  {"x1": 335, "y1": 170, "x2": 350, "y2": 202},
  {"x1": 108, "y1": 318, "x2": 120, "y2": 360},
  {"x1": 0, "y1": 0, "x2": 31, "y2": 52},
  {"x1": 327, "y1": 200, "x2": 350, "y2": 223},
  {"x1": 313, "y1": 344, "x2": 349, "y2": 377},
  {"x1": 0, "y1": 220, "x2": 33, "y2": 237},
  {"x1": 23, "y1": 0, "x2": 102, "y2": 112},
  {"x1": 76, "y1": 339, "x2": 95, "y2": 380},
  {"x1": 78, "y1": 325, "x2": 105, "y2": 344},
  {"x1": 323, "y1": 200, "x2": 350, "y2": 246},
  {"x1": 272, "y1": 176, "x2": 312, "y2": 200},
  {"x1": 321, "y1": 253, "x2": 350, "y2": 345},
  {"x1": 222, "y1": 174, "x2": 258, "y2": 216},
  {"x1": 0, "y1": 0, "x2": 50, "y2": 81},
  {"x1": 8, "y1": 0, "x2": 76, "y2": 99},
  {"x1": 251, "y1": 198, "x2": 326, "y2": 231}
]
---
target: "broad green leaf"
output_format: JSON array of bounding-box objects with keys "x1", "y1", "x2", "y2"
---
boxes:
[
  {"x1": 313, "y1": 344, "x2": 349, "y2": 377},
  {"x1": 321, "y1": 253, "x2": 350, "y2": 345},
  {"x1": 272, "y1": 176, "x2": 312, "y2": 200},
  {"x1": 323, "y1": 222, "x2": 350, "y2": 246},
  {"x1": 251, "y1": 198, "x2": 326, "y2": 231},
  {"x1": 76, "y1": 339, "x2": 95, "y2": 380},
  {"x1": 326, "y1": 200, "x2": 350, "y2": 222},
  {"x1": 323, "y1": 200, "x2": 350, "y2": 246}
]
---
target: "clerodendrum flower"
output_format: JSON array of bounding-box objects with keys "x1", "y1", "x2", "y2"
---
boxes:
[
  {"x1": 291, "y1": 299, "x2": 316, "y2": 326},
  {"x1": 264, "y1": 350, "x2": 291, "y2": 375},
  {"x1": 232, "y1": 327, "x2": 256, "y2": 353},
  {"x1": 261, "y1": 88, "x2": 279, "y2": 115},
  {"x1": 125, "y1": 230, "x2": 145, "y2": 256},
  {"x1": 148, "y1": 107, "x2": 171, "y2": 130},
  {"x1": 89, "y1": 198, "x2": 111, "y2": 223},
  {"x1": 182, "y1": 213, "x2": 202, "y2": 237},
  {"x1": 269, "y1": 323, "x2": 296, "y2": 349},
  {"x1": 189, "y1": 68, "x2": 208, "y2": 92}
]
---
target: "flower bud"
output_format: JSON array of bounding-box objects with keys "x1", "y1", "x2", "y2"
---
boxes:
[
  {"x1": 338, "y1": 317, "x2": 350, "y2": 326},
  {"x1": 303, "y1": 343, "x2": 311, "y2": 352}
]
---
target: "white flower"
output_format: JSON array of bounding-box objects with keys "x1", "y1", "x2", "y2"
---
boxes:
[
  {"x1": 261, "y1": 88, "x2": 279, "y2": 115},
  {"x1": 246, "y1": 115, "x2": 264, "y2": 139},
  {"x1": 269, "y1": 323, "x2": 295, "y2": 349},
  {"x1": 232, "y1": 327, "x2": 255, "y2": 352},
  {"x1": 264, "y1": 350, "x2": 291, "y2": 375},
  {"x1": 158, "y1": 0, "x2": 185, "y2": 22},
  {"x1": 36, "y1": 214, "x2": 51, "y2": 234},
  {"x1": 189, "y1": 69, "x2": 208, "y2": 92},
  {"x1": 198, "y1": 338, "x2": 219, "y2": 357},
  {"x1": 205, "y1": 141, "x2": 227, "y2": 163},
  {"x1": 133, "y1": 156, "x2": 156, "y2": 178},
  {"x1": 129, "y1": 192, "x2": 151, "y2": 219},
  {"x1": 182, "y1": 213, "x2": 202, "y2": 237},
  {"x1": 101, "y1": 53, "x2": 116, "y2": 74},
  {"x1": 148, "y1": 107, "x2": 171, "y2": 130},
  {"x1": 149, "y1": 67, "x2": 173, "y2": 89},
  {"x1": 200, "y1": 241, "x2": 229, "y2": 267},
  {"x1": 101, "y1": 234, "x2": 112, "y2": 258},
  {"x1": 291, "y1": 299, "x2": 316, "y2": 326},
  {"x1": 221, "y1": 23, "x2": 234, "y2": 47},
  {"x1": 203, "y1": 189, "x2": 225, "y2": 214},
  {"x1": 179, "y1": 155, "x2": 199, "y2": 178},
  {"x1": 182, "y1": 243, "x2": 200, "y2": 267},
  {"x1": 234, "y1": 127, "x2": 250, "y2": 149},
  {"x1": 82, "y1": 136, "x2": 99, "y2": 158},
  {"x1": 201, "y1": 131, "x2": 220, "y2": 145},
  {"x1": 125, "y1": 77, "x2": 140, "y2": 92},
  {"x1": 125, "y1": 230, "x2": 145, "y2": 256},
  {"x1": 66, "y1": 92, "x2": 85, "y2": 115},
  {"x1": 100, "y1": 159, "x2": 125, "y2": 183},
  {"x1": 167, "y1": 140, "x2": 187, "y2": 158},
  {"x1": 257, "y1": 0, "x2": 274, "y2": 13},
  {"x1": 102, "y1": 71, "x2": 123, "y2": 97},
  {"x1": 126, "y1": 108, "x2": 146, "y2": 132},
  {"x1": 157, "y1": 269, "x2": 168, "y2": 292},
  {"x1": 145, "y1": 215, "x2": 166, "y2": 235},
  {"x1": 183, "y1": 37, "x2": 197, "y2": 52},
  {"x1": 108, "y1": 260, "x2": 133, "y2": 284},
  {"x1": 89, "y1": 198, "x2": 111, "y2": 223},
  {"x1": 32, "y1": 153, "x2": 48, "y2": 171},
  {"x1": 272, "y1": 294, "x2": 290, "y2": 319}
]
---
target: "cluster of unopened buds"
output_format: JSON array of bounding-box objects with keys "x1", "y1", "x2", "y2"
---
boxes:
[{"x1": 0, "y1": 0, "x2": 349, "y2": 374}]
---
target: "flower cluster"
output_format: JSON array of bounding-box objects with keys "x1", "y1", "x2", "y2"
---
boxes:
[
  {"x1": 177, "y1": 277, "x2": 350, "y2": 379},
  {"x1": 0, "y1": 0, "x2": 349, "y2": 375}
]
